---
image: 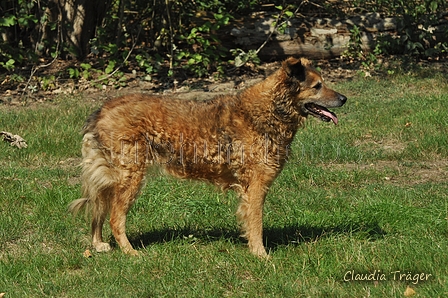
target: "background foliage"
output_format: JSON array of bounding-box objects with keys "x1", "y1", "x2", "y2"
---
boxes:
[{"x1": 0, "y1": 0, "x2": 447, "y2": 83}]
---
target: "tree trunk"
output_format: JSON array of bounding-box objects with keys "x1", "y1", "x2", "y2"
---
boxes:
[{"x1": 48, "y1": 0, "x2": 110, "y2": 59}]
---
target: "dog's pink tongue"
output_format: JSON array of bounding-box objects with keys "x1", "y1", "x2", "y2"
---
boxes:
[{"x1": 322, "y1": 110, "x2": 338, "y2": 125}]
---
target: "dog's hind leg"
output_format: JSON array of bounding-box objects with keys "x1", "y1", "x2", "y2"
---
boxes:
[
  {"x1": 69, "y1": 196, "x2": 110, "y2": 252},
  {"x1": 91, "y1": 188, "x2": 113, "y2": 252},
  {"x1": 75, "y1": 132, "x2": 117, "y2": 253},
  {"x1": 109, "y1": 168, "x2": 146, "y2": 256}
]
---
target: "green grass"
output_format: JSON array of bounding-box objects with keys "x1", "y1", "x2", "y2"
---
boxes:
[{"x1": 1, "y1": 69, "x2": 448, "y2": 297}]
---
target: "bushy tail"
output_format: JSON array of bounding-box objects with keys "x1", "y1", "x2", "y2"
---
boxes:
[
  {"x1": 68, "y1": 197, "x2": 90, "y2": 215},
  {"x1": 69, "y1": 114, "x2": 116, "y2": 218}
]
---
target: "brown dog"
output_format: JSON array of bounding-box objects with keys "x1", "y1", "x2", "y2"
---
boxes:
[{"x1": 69, "y1": 57, "x2": 347, "y2": 257}]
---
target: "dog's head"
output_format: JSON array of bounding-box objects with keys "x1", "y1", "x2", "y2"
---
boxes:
[{"x1": 282, "y1": 57, "x2": 347, "y2": 125}]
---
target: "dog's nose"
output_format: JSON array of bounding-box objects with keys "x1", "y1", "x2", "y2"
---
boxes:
[{"x1": 338, "y1": 93, "x2": 347, "y2": 105}]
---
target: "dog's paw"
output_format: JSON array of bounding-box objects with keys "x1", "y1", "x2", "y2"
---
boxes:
[
  {"x1": 94, "y1": 242, "x2": 112, "y2": 253},
  {"x1": 250, "y1": 246, "x2": 269, "y2": 259},
  {"x1": 124, "y1": 248, "x2": 140, "y2": 256}
]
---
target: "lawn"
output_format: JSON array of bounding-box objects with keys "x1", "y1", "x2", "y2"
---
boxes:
[{"x1": 1, "y1": 67, "x2": 447, "y2": 297}]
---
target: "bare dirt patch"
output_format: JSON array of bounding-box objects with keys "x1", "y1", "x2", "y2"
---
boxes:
[
  {"x1": 354, "y1": 135, "x2": 408, "y2": 155},
  {"x1": 326, "y1": 159, "x2": 448, "y2": 186}
]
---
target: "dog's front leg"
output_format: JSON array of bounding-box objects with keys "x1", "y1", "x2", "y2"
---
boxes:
[
  {"x1": 236, "y1": 183, "x2": 269, "y2": 258},
  {"x1": 109, "y1": 170, "x2": 145, "y2": 256},
  {"x1": 110, "y1": 202, "x2": 138, "y2": 256}
]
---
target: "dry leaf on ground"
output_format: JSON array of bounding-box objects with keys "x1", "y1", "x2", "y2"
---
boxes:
[
  {"x1": 83, "y1": 249, "x2": 92, "y2": 258},
  {"x1": 404, "y1": 286, "x2": 416, "y2": 297}
]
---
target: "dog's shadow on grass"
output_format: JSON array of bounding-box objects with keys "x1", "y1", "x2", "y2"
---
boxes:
[
  {"x1": 264, "y1": 223, "x2": 386, "y2": 252},
  {"x1": 128, "y1": 221, "x2": 386, "y2": 253}
]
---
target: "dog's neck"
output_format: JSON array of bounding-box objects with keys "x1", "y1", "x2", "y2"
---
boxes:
[{"x1": 237, "y1": 69, "x2": 306, "y2": 142}]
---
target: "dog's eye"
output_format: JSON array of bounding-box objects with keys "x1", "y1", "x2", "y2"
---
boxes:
[{"x1": 313, "y1": 82, "x2": 322, "y2": 90}]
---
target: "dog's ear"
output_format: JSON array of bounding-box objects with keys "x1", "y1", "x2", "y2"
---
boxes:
[{"x1": 283, "y1": 58, "x2": 306, "y2": 81}]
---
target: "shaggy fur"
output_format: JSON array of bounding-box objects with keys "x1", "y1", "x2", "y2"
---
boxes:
[{"x1": 69, "y1": 57, "x2": 347, "y2": 257}]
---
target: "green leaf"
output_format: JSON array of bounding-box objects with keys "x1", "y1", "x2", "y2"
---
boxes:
[
  {"x1": 68, "y1": 68, "x2": 79, "y2": 79},
  {"x1": 82, "y1": 70, "x2": 90, "y2": 80},
  {"x1": 145, "y1": 65, "x2": 153, "y2": 74},
  {"x1": 105, "y1": 61, "x2": 116, "y2": 74},
  {"x1": 80, "y1": 63, "x2": 91, "y2": 70},
  {"x1": 6, "y1": 59, "x2": 15, "y2": 66},
  {"x1": 0, "y1": 59, "x2": 15, "y2": 71},
  {"x1": 0, "y1": 14, "x2": 16, "y2": 27},
  {"x1": 429, "y1": 1, "x2": 438, "y2": 12}
]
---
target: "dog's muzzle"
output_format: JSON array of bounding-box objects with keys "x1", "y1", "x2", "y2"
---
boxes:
[{"x1": 303, "y1": 93, "x2": 347, "y2": 125}]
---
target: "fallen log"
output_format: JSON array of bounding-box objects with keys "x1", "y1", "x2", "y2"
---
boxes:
[{"x1": 228, "y1": 12, "x2": 402, "y2": 59}]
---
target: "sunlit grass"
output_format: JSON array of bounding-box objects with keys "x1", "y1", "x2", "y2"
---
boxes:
[{"x1": 1, "y1": 70, "x2": 447, "y2": 297}]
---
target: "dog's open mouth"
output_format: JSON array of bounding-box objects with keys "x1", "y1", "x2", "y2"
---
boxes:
[{"x1": 304, "y1": 103, "x2": 338, "y2": 125}]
